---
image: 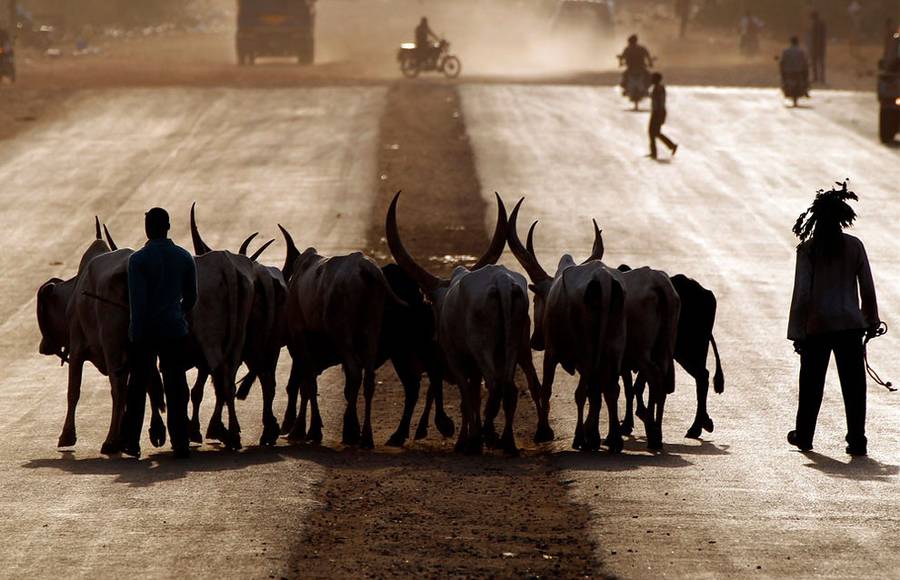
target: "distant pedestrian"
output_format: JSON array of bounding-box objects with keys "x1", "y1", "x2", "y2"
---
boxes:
[
  {"x1": 122, "y1": 207, "x2": 198, "y2": 459},
  {"x1": 808, "y1": 11, "x2": 827, "y2": 83},
  {"x1": 648, "y1": 72, "x2": 678, "y2": 159},
  {"x1": 787, "y1": 182, "x2": 879, "y2": 456},
  {"x1": 675, "y1": 0, "x2": 691, "y2": 39}
]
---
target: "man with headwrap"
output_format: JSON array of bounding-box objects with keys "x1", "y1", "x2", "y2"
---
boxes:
[
  {"x1": 787, "y1": 182, "x2": 879, "y2": 456},
  {"x1": 619, "y1": 34, "x2": 652, "y2": 91}
]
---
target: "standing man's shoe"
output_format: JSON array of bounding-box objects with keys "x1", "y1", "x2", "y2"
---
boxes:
[
  {"x1": 787, "y1": 430, "x2": 813, "y2": 451},
  {"x1": 845, "y1": 444, "x2": 867, "y2": 456},
  {"x1": 671, "y1": 144, "x2": 679, "y2": 157}
]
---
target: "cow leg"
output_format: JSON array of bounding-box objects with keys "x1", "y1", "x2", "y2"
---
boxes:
[
  {"x1": 414, "y1": 382, "x2": 435, "y2": 441},
  {"x1": 482, "y1": 379, "x2": 501, "y2": 449},
  {"x1": 465, "y1": 376, "x2": 484, "y2": 455},
  {"x1": 280, "y1": 362, "x2": 301, "y2": 437},
  {"x1": 654, "y1": 393, "x2": 667, "y2": 451},
  {"x1": 190, "y1": 370, "x2": 208, "y2": 444},
  {"x1": 58, "y1": 358, "x2": 84, "y2": 448},
  {"x1": 148, "y1": 368, "x2": 167, "y2": 448},
  {"x1": 534, "y1": 355, "x2": 556, "y2": 444},
  {"x1": 360, "y1": 365, "x2": 377, "y2": 450},
  {"x1": 634, "y1": 373, "x2": 649, "y2": 422},
  {"x1": 259, "y1": 369, "x2": 281, "y2": 446},
  {"x1": 307, "y1": 375, "x2": 325, "y2": 444},
  {"x1": 521, "y1": 350, "x2": 551, "y2": 443},
  {"x1": 572, "y1": 375, "x2": 587, "y2": 450},
  {"x1": 583, "y1": 380, "x2": 603, "y2": 452},
  {"x1": 500, "y1": 379, "x2": 519, "y2": 457},
  {"x1": 642, "y1": 366, "x2": 665, "y2": 451},
  {"x1": 430, "y1": 368, "x2": 454, "y2": 437},
  {"x1": 101, "y1": 370, "x2": 128, "y2": 455},
  {"x1": 451, "y1": 372, "x2": 470, "y2": 453},
  {"x1": 602, "y1": 367, "x2": 624, "y2": 454},
  {"x1": 223, "y1": 369, "x2": 243, "y2": 451},
  {"x1": 388, "y1": 356, "x2": 421, "y2": 447},
  {"x1": 205, "y1": 371, "x2": 229, "y2": 445},
  {"x1": 620, "y1": 371, "x2": 635, "y2": 436},
  {"x1": 685, "y1": 367, "x2": 713, "y2": 439},
  {"x1": 341, "y1": 363, "x2": 363, "y2": 446}
]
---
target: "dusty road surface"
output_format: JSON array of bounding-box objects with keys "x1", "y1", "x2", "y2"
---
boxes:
[{"x1": 462, "y1": 85, "x2": 900, "y2": 578}]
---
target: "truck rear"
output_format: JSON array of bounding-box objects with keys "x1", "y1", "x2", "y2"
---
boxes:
[{"x1": 236, "y1": 0, "x2": 315, "y2": 65}]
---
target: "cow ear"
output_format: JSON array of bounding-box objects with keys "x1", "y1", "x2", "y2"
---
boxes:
[{"x1": 38, "y1": 280, "x2": 58, "y2": 298}]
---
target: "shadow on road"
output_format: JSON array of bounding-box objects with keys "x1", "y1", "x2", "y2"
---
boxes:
[
  {"x1": 802, "y1": 452, "x2": 899, "y2": 482},
  {"x1": 21, "y1": 444, "x2": 306, "y2": 487}
]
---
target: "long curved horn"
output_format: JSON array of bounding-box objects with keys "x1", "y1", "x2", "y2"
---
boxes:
[
  {"x1": 94, "y1": 216, "x2": 102, "y2": 240},
  {"x1": 582, "y1": 219, "x2": 604, "y2": 263},
  {"x1": 190, "y1": 203, "x2": 213, "y2": 256},
  {"x1": 278, "y1": 224, "x2": 300, "y2": 281},
  {"x1": 526, "y1": 220, "x2": 538, "y2": 259},
  {"x1": 103, "y1": 224, "x2": 118, "y2": 251},
  {"x1": 249, "y1": 239, "x2": 275, "y2": 262},
  {"x1": 239, "y1": 232, "x2": 259, "y2": 256},
  {"x1": 470, "y1": 192, "x2": 508, "y2": 270},
  {"x1": 385, "y1": 191, "x2": 443, "y2": 293},
  {"x1": 507, "y1": 198, "x2": 550, "y2": 283}
]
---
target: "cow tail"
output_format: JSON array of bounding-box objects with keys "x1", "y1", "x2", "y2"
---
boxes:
[
  {"x1": 225, "y1": 262, "x2": 241, "y2": 366},
  {"x1": 710, "y1": 335, "x2": 724, "y2": 394},
  {"x1": 496, "y1": 278, "x2": 521, "y2": 385},
  {"x1": 653, "y1": 282, "x2": 680, "y2": 395}
]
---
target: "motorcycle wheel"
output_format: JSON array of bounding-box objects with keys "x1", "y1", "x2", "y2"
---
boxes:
[
  {"x1": 401, "y1": 56, "x2": 420, "y2": 78},
  {"x1": 879, "y1": 108, "x2": 898, "y2": 144},
  {"x1": 441, "y1": 56, "x2": 461, "y2": 79}
]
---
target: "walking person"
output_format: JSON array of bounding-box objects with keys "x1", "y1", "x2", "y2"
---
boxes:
[
  {"x1": 122, "y1": 208, "x2": 198, "y2": 459},
  {"x1": 648, "y1": 72, "x2": 678, "y2": 160},
  {"x1": 787, "y1": 182, "x2": 879, "y2": 456},
  {"x1": 808, "y1": 11, "x2": 828, "y2": 83}
]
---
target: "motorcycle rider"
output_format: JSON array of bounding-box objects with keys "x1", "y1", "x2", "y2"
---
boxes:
[
  {"x1": 618, "y1": 34, "x2": 653, "y2": 92},
  {"x1": 415, "y1": 17, "x2": 439, "y2": 66},
  {"x1": 780, "y1": 36, "x2": 810, "y2": 97}
]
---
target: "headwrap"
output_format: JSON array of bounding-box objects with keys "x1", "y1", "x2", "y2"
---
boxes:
[{"x1": 793, "y1": 180, "x2": 858, "y2": 242}]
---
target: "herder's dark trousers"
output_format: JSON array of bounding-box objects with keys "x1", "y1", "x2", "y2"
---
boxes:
[
  {"x1": 649, "y1": 111, "x2": 676, "y2": 158},
  {"x1": 123, "y1": 336, "x2": 191, "y2": 453},
  {"x1": 796, "y1": 330, "x2": 867, "y2": 448}
]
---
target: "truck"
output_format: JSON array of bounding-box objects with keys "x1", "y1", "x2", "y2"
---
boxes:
[
  {"x1": 236, "y1": 0, "x2": 315, "y2": 66},
  {"x1": 879, "y1": 30, "x2": 900, "y2": 143}
]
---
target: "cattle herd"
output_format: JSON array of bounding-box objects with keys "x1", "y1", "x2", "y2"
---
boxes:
[{"x1": 36, "y1": 193, "x2": 724, "y2": 457}]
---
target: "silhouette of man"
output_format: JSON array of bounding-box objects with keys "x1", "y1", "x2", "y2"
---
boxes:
[
  {"x1": 788, "y1": 182, "x2": 879, "y2": 456},
  {"x1": 648, "y1": 72, "x2": 678, "y2": 159},
  {"x1": 122, "y1": 208, "x2": 197, "y2": 458},
  {"x1": 415, "y1": 17, "x2": 438, "y2": 65},
  {"x1": 780, "y1": 36, "x2": 809, "y2": 93},
  {"x1": 675, "y1": 0, "x2": 691, "y2": 39},
  {"x1": 0, "y1": 27, "x2": 10, "y2": 52},
  {"x1": 808, "y1": 11, "x2": 827, "y2": 83},
  {"x1": 619, "y1": 34, "x2": 652, "y2": 90}
]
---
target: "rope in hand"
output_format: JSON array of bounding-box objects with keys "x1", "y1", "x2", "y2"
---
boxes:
[{"x1": 864, "y1": 321, "x2": 895, "y2": 392}]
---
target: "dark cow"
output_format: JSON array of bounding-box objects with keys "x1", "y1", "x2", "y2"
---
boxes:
[{"x1": 618, "y1": 265, "x2": 725, "y2": 439}]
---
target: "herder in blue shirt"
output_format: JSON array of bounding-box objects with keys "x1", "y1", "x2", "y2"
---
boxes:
[{"x1": 122, "y1": 208, "x2": 197, "y2": 458}]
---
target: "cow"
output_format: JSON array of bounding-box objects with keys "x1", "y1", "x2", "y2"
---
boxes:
[
  {"x1": 275, "y1": 226, "x2": 455, "y2": 448},
  {"x1": 184, "y1": 205, "x2": 261, "y2": 450},
  {"x1": 617, "y1": 265, "x2": 725, "y2": 439},
  {"x1": 506, "y1": 200, "x2": 627, "y2": 452},
  {"x1": 386, "y1": 192, "x2": 539, "y2": 456},
  {"x1": 36, "y1": 218, "x2": 166, "y2": 455}
]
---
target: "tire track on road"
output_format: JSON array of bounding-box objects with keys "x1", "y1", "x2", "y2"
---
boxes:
[{"x1": 290, "y1": 82, "x2": 607, "y2": 578}]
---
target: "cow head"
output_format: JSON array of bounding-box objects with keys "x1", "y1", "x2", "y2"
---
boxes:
[
  {"x1": 36, "y1": 277, "x2": 74, "y2": 363},
  {"x1": 508, "y1": 198, "x2": 605, "y2": 351},
  {"x1": 385, "y1": 191, "x2": 508, "y2": 310}
]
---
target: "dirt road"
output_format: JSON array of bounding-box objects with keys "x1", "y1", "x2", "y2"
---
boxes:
[{"x1": 462, "y1": 85, "x2": 900, "y2": 578}]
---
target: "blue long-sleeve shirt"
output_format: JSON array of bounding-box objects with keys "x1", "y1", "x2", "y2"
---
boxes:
[{"x1": 127, "y1": 238, "x2": 198, "y2": 342}]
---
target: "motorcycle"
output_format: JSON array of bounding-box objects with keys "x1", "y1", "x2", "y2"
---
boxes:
[
  {"x1": 397, "y1": 39, "x2": 461, "y2": 79},
  {"x1": 618, "y1": 54, "x2": 654, "y2": 110},
  {"x1": 0, "y1": 47, "x2": 14, "y2": 84}
]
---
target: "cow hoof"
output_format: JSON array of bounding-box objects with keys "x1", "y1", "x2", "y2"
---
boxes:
[
  {"x1": 435, "y1": 414, "x2": 455, "y2": 438},
  {"x1": 149, "y1": 422, "x2": 167, "y2": 448},
  {"x1": 685, "y1": 423, "x2": 703, "y2": 439},
  {"x1": 100, "y1": 440, "x2": 121, "y2": 455},
  {"x1": 604, "y1": 436, "x2": 624, "y2": 454},
  {"x1": 287, "y1": 422, "x2": 307, "y2": 442},
  {"x1": 225, "y1": 433, "x2": 243, "y2": 451},
  {"x1": 206, "y1": 420, "x2": 228, "y2": 443},
  {"x1": 454, "y1": 439, "x2": 466, "y2": 453},
  {"x1": 464, "y1": 440, "x2": 483, "y2": 456},
  {"x1": 703, "y1": 416, "x2": 714, "y2": 433},
  {"x1": 360, "y1": 432, "x2": 375, "y2": 450},
  {"x1": 620, "y1": 419, "x2": 634, "y2": 436},
  {"x1": 57, "y1": 430, "x2": 77, "y2": 448},
  {"x1": 279, "y1": 416, "x2": 295, "y2": 437},
  {"x1": 306, "y1": 427, "x2": 324, "y2": 444},
  {"x1": 583, "y1": 433, "x2": 602, "y2": 452},
  {"x1": 503, "y1": 444, "x2": 520, "y2": 457},
  {"x1": 386, "y1": 432, "x2": 407, "y2": 447},
  {"x1": 572, "y1": 434, "x2": 584, "y2": 450},
  {"x1": 341, "y1": 429, "x2": 361, "y2": 447},
  {"x1": 260, "y1": 422, "x2": 280, "y2": 447},
  {"x1": 647, "y1": 437, "x2": 664, "y2": 452},
  {"x1": 533, "y1": 423, "x2": 555, "y2": 444},
  {"x1": 414, "y1": 425, "x2": 428, "y2": 440}
]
